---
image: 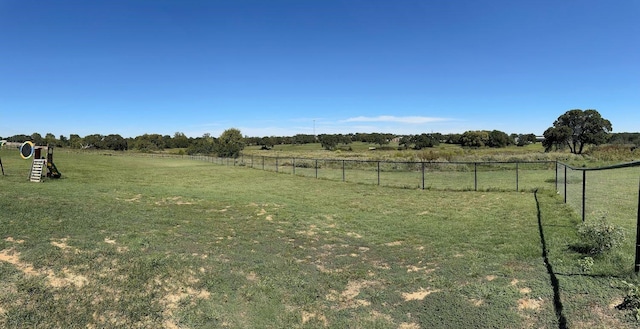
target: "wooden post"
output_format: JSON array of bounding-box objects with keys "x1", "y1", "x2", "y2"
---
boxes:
[
  {"x1": 315, "y1": 159, "x2": 318, "y2": 179},
  {"x1": 377, "y1": 161, "x2": 380, "y2": 186},
  {"x1": 292, "y1": 158, "x2": 295, "y2": 175}
]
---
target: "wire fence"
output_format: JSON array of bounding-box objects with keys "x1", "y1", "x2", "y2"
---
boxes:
[
  {"x1": 556, "y1": 161, "x2": 640, "y2": 223},
  {"x1": 184, "y1": 154, "x2": 557, "y2": 192}
]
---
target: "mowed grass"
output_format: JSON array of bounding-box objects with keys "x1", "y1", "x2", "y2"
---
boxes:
[{"x1": 0, "y1": 149, "x2": 637, "y2": 328}]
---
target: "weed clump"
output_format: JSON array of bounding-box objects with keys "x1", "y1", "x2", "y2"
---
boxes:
[{"x1": 575, "y1": 215, "x2": 625, "y2": 255}]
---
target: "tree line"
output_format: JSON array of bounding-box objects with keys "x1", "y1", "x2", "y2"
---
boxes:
[{"x1": 1, "y1": 109, "x2": 635, "y2": 157}]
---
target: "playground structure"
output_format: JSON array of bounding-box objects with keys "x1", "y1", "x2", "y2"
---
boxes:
[{"x1": 1, "y1": 141, "x2": 61, "y2": 181}]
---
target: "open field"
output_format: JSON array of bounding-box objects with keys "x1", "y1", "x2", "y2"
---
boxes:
[{"x1": 1, "y1": 149, "x2": 639, "y2": 328}]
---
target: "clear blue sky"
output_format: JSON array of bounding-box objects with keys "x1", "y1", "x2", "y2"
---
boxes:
[{"x1": 1, "y1": 0, "x2": 638, "y2": 138}]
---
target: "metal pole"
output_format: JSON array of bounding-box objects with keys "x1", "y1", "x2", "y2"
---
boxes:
[
  {"x1": 564, "y1": 165, "x2": 567, "y2": 203},
  {"x1": 315, "y1": 159, "x2": 318, "y2": 179},
  {"x1": 582, "y1": 170, "x2": 586, "y2": 222},
  {"x1": 292, "y1": 158, "x2": 295, "y2": 175},
  {"x1": 377, "y1": 161, "x2": 380, "y2": 186},
  {"x1": 516, "y1": 162, "x2": 519, "y2": 191},
  {"x1": 635, "y1": 178, "x2": 640, "y2": 273},
  {"x1": 421, "y1": 162, "x2": 425, "y2": 190},
  {"x1": 474, "y1": 163, "x2": 478, "y2": 191},
  {"x1": 555, "y1": 161, "x2": 558, "y2": 191}
]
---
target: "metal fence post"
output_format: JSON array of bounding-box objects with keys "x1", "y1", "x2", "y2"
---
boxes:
[
  {"x1": 516, "y1": 162, "x2": 519, "y2": 191},
  {"x1": 421, "y1": 162, "x2": 425, "y2": 190},
  {"x1": 474, "y1": 163, "x2": 478, "y2": 191},
  {"x1": 564, "y1": 165, "x2": 567, "y2": 203},
  {"x1": 635, "y1": 178, "x2": 640, "y2": 273},
  {"x1": 582, "y1": 170, "x2": 586, "y2": 222},
  {"x1": 555, "y1": 161, "x2": 558, "y2": 191},
  {"x1": 377, "y1": 161, "x2": 380, "y2": 186}
]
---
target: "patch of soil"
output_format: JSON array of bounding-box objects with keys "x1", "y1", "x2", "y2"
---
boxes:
[
  {"x1": 517, "y1": 298, "x2": 542, "y2": 310},
  {"x1": 384, "y1": 241, "x2": 403, "y2": 246},
  {"x1": 402, "y1": 288, "x2": 441, "y2": 301}
]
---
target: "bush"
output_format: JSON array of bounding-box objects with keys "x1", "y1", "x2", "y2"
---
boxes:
[
  {"x1": 617, "y1": 281, "x2": 640, "y2": 321},
  {"x1": 576, "y1": 216, "x2": 625, "y2": 255}
]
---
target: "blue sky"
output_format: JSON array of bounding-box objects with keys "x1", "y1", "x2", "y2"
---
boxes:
[{"x1": 1, "y1": 0, "x2": 638, "y2": 138}]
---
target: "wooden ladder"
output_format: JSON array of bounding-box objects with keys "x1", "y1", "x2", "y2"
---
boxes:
[{"x1": 30, "y1": 159, "x2": 46, "y2": 182}]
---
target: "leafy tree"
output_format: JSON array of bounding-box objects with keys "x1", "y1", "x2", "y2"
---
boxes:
[
  {"x1": 398, "y1": 135, "x2": 412, "y2": 149},
  {"x1": 69, "y1": 134, "x2": 83, "y2": 148},
  {"x1": 186, "y1": 133, "x2": 216, "y2": 155},
  {"x1": 31, "y1": 132, "x2": 43, "y2": 145},
  {"x1": 460, "y1": 130, "x2": 489, "y2": 147},
  {"x1": 487, "y1": 130, "x2": 511, "y2": 148},
  {"x1": 216, "y1": 128, "x2": 245, "y2": 158},
  {"x1": 7, "y1": 134, "x2": 30, "y2": 143},
  {"x1": 318, "y1": 134, "x2": 338, "y2": 150},
  {"x1": 103, "y1": 134, "x2": 128, "y2": 151},
  {"x1": 444, "y1": 133, "x2": 462, "y2": 144},
  {"x1": 44, "y1": 133, "x2": 57, "y2": 146},
  {"x1": 173, "y1": 132, "x2": 190, "y2": 148},
  {"x1": 293, "y1": 134, "x2": 316, "y2": 144},
  {"x1": 412, "y1": 133, "x2": 439, "y2": 149},
  {"x1": 83, "y1": 134, "x2": 105, "y2": 149},
  {"x1": 543, "y1": 109, "x2": 612, "y2": 154},
  {"x1": 259, "y1": 136, "x2": 276, "y2": 150},
  {"x1": 58, "y1": 135, "x2": 69, "y2": 147}
]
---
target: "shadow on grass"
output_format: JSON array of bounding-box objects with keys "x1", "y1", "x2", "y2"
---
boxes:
[{"x1": 534, "y1": 189, "x2": 568, "y2": 329}]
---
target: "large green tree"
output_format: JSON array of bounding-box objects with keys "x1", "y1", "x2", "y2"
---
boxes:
[
  {"x1": 543, "y1": 109, "x2": 612, "y2": 154},
  {"x1": 216, "y1": 128, "x2": 245, "y2": 158}
]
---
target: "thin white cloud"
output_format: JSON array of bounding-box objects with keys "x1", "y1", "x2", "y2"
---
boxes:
[{"x1": 343, "y1": 115, "x2": 450, "y2": 124}]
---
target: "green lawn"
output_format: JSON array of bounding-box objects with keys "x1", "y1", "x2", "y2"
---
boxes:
[{"x1": 0, "y1": 149, "x2": 638, "y2": 328}]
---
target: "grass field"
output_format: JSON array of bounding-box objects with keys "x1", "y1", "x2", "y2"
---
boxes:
[{"x1": 0, "y1": 149, "x2": 639, "y2": 328}]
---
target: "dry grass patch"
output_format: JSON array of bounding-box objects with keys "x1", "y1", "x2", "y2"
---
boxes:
[{"x1": 402, "y1": 288, "x2": 442, "y2": 301}]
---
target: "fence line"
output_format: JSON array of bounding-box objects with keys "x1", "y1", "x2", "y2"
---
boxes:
[{"x1": 181, "y1": 153, "x2": 556, "y2": 192}]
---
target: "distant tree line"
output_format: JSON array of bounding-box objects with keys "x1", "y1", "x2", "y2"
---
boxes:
[
  {"x1": 1, "y1": 109, "x2": 628, "y2": 156},
  {"x1": 1, "y1": 130, "x2": 540, "y2": 153}
]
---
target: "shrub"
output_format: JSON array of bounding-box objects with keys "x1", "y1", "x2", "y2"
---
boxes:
[
  {"x1": 576, "y1": 216, "x2": 625, "y2": 255},
  {"x1": 577, "y1": 256, "x2": 594, "y2": 273},
  {"x1": 617, "y1": 281, "x2": 640, "y2": 321}
]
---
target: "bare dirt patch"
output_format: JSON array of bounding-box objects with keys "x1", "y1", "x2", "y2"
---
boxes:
[
  {"x1": 301, "y1": 311, "x2": 328, "y2": 326},
  {"x1": 326, "y1": 280, "x2": 379, "y2": 310},
  {"x1": 402, "y1": 288, "x2": 441, "y2": 301},
  {"x1": 399, "y1": 322, "x2": 420, "y2": 329},
  {"x1": 517, "y1": 298, "x2": 542, "y2": 310},
  {"x1": 4, "y1": 237, "x2": 24, "y2": 244},
  {"x1": 0, "y1": 248, "x2": 88, "y2": 288},
  {"x1": 485, "y1": 275, "x2": 497, "y2": 281},
  {"x1": 519, "y1": 287, "x2": 532, "y2": 294},
  {"x1": 346, "y1": 232, "x2": 362, "y2": 239},
  {"x1": 384, "y1": 241, "x2": 403, "y2": 246}
]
